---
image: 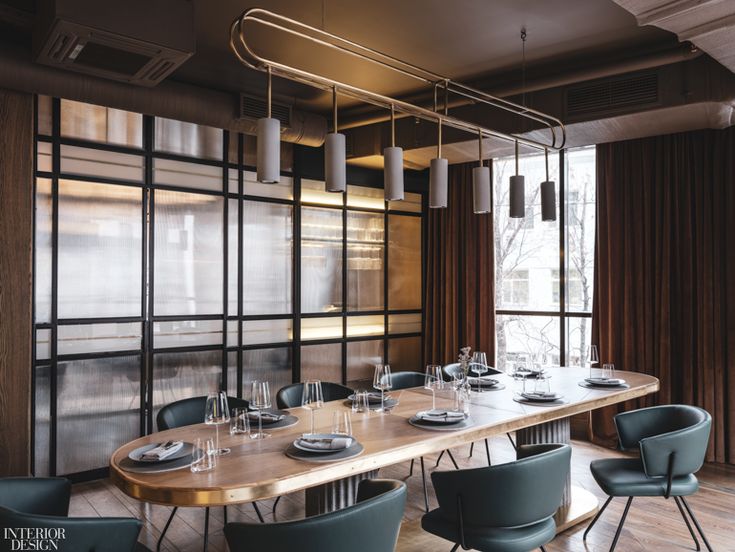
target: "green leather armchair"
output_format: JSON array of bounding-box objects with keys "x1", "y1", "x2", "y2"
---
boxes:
[
  {"x1": 584, "y1": 404, "x2": 713, "y2": 551},
  {"x1": 224, "y1": 479, "x2": 406, "y2": 552},
  {"x1": 422, "y1": 443, "x2": 571, "y2": 552},
  {"x1": 0, "y1": 477, "x2": 148, "y2": 552}
]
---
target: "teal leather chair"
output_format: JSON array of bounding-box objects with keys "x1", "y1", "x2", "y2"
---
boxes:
[
  {"x1": 275, "y1": 381, "x2": 353, "y2": 410},
  {"x1": 155, "y1": 395, "x2": 260, "y2": 552},
  {"x1": 422, "y1": 443, "x2": 571, "y2": 552},
  {"x1": 584, "y1": 405, "x2": 713, "y2": 551},
  {"x1": 224, "y1": 479, "x2": 406, "y2": 552},
  {"x1": 0, "y1": 477, "x2": 149, "y2": 552}
]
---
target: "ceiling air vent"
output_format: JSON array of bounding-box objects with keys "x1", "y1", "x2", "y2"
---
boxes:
[
  {"x1": 566, "y1": 72, "x2": 659, "y2": 118},
  {"x1": 239, "y1": 93, "x2": 292, "y2": 127}
]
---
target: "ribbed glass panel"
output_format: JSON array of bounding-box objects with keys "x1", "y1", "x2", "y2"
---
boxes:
[
  {"x1": 301, "y1": 178, "x2": 342, "y2": 206},
  {"x1": 60, "y1": 145, "x2": 144, "y2": 181},
  {"x1": 58, "y1": 323, "x2": 141, "y2": 355},
  {"x1": 36, "y1": 329, "x2": 51, "y2": 360},
  {"x1": 347, "y1": 340, "x2": 383, "y2": 388},
  {"x1": 347, "y1": 185, "x2": 384, "y2": 210},
  {"x1": 388, "y1": 313, "x2": 422, "y2": 335},
  {"x1": 60, "y1": 99, "x2": 143, "y2": 147},
  {"x1": 346, "y1": 315, "x2": 384, "y2": 337},
  {"x1": 243, "y1": 171, "x2": 293, "y2": 199},
  {"x1": 34, "y1": 366, "x2": 51, "y2": 477},
  {"x1": 243, "y1": 348, "x2": 292, "y2": 406},
  {"x1": 35, "y1": 178, "x2": 53, "y2": 323},
  {"x1": 153, "y1": 158, "x2": 222, "y2": 191},
  {"x1": 153, "y1": 320, "x2": 222, "y2": 349},
  {"x1": 347, "y1": 211, "x2": 384, "y2": 311},
  {"x1": 301, "y1": 207, "x2": 343, "y2": 313},
  {"x1": 388, "y1": 215, "x2": 421, "y2": 310},
  {"x1": 301, "y1": 317, "x2": 343, "y2": 341},
  {"x1": 301, "y1": 343, "x2": 342, "y2": 383},
  {"x1": 154, "y1": 117, "x2": 222, "y2": 160},
  {"x1": 242, "y1": 319, "x2": 292, "y2": 345},
  {"x1": 228, "y1": 198, "x2": 239, "y2": 316}
]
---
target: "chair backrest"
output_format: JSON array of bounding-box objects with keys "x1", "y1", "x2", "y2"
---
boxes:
[
  {"x1": 442, "y1": 362, "x2": 501, "y2": 381},
  {"x1": 614, "y1": 405, "x2": 712, "y2": 477},
  {"x1": 0, "y1": 506, "x2": 141, "y2": 552},
  {"x1": 156, "y1": 395, "x2": 249, "y2": 431},
  {"x1": 386, "y1": 371, "x2": 425, "y2": 390},
  {"x1": 276, "y1": 382, "x2": 353, "y2": 410},
  {"x1": 432, "y1": 443, "x2": 571, "y2": 528},
  {"x1": 224, "y1": 479, "x2": 406, "y2": 552},
  {"x1": 0, "y1": 477, "x2": 71, "y2": 517}
]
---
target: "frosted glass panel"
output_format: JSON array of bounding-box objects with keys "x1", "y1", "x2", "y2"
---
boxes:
[
  {"x1": 388, "y1": 215, "x2": 422, "y2": 310},
  {"x1": 58, "y1": 323, "x2": 141, "y2": 355},
  {"x1": 301, "y1": 178, "x2": 342, "y2": 206},
  {"x1": 227, "y1": 351, "x2": 238, "y2": 398},
  {"x1": 154, "y1": 320, "x2": 222, "y2": 349},
  {"x1": 153, "y1": 158, "x2": 222, "y2": 191},
  {"x1": 242, "y1": 319, "x2": 292, "y2": 345},
  {"x1": 346, "y1": 315, "x2": 384, "y2": 337},
  {"x1": 60, "y1": 145, "x2": 144, "y2": 181},
  {"x1": 389, "y1": 191, "x2": 422, "y2": 213},
  {"x1": 57, "y1": 356, "x2": 140, "y2": 474},
  {"x1": 34, "y1": 366, "x2": 51, "y2": 477},
  {"x1": 152, "y1": 350, "x2": 223, "y2": 425},
  {"x1": 228, "y1": 168, "x2": 239, "y2": 194},
  {"x1": 228, "y1": 199, "x2": 238, "y2": 316},
  {"x1": 347, "y1": 211, "x2": 384, "y2": 311},
  {"x1": 60, "y1": 99, "x2": 142, "y2": 147},
  {"x1": 243, "y1": 348, "x2": 292, "y2": 405},
  {"x1": 36, "y1": 329, "x2": 51, "y2": 360},
  {"x1": 388, "y1": 336, "x2": 421, "y2": 373},
  {"x1": 302, "y1": 317, "x2": 343, "y2": 341},
  {"x1": 301, "y1": 207, "x2": 343, "y2": 313},
  {"x1": 36, "y1": 141, "x2": 52, "y2": 173},
  {"x1": 58, "y1": 180, "x2": 142, "y2": 318},
  {"x1": 154, "y1": 117, "x2": 223, "y2": 160},
  {"x1": 244, "y1": 171, "x2": 293, "y2": 199},
  {"x1": 347, "y1": 185, "x2": 384, "y2": 210},
  {"x1": 388, "y1": 313, "x2": 422, "y2": 334},
  {"x1": 243, "y1": 201, "x2": 293, "y2": 315},
  {"x1": 154, "y1": 190, "x2": 223, "y2": 315},
  {"x1": 301, "y1": 343, "x2": 342, "y2": 383},
  {"x1": 347, "y1": 340, "x2": 383, "y2": 387},
  {"x1": 35, "y1": 178, "x2": 53, "y2": 323},
  {"x1": 227, "y1": 320, "x2": 238, "y2": 347}
]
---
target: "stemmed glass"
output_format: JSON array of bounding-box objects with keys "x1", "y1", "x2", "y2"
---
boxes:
[
  {"x1": 301, "y1": 380, "x2": 324, "y2": 435},
  {"x1": 424, "y1": 364, "x2": 444, "y2": 411},
  {"x1": 205, "y1": 391, "x2": 230, "y2": 455},
  {"x1": 373, "y1": 364, "x2": 392, "y2": 413},
  {"x1": 471, "y1": 352, "x2": 488, "y2": 392},
  {"x1": 249, "y1": 381, "x2": 271, "y2": 440},
  {"x1": 588, "y1": 345, "x2": 600, "y2": 379}
]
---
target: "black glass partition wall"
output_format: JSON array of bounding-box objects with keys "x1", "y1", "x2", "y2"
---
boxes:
[{"x1": 33, "y1": 97, "x2": 425, "y2": 480}]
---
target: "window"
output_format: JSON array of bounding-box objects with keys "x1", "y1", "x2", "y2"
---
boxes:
[{"x1": 494, "y1": 146, "x2": 595, "y2": 371}]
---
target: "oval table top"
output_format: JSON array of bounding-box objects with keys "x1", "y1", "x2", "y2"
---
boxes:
[{"x1": 110, "y1": 367, "x2": 659, "y2": 507}]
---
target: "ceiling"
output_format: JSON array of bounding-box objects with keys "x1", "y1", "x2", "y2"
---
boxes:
[{"x1": 0, "y1": 0, "x2": 677, "y2": 113}]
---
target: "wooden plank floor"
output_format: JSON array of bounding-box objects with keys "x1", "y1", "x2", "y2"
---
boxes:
[{"x1": 72, "y1": 437, "x2": 735, "y2": 551}]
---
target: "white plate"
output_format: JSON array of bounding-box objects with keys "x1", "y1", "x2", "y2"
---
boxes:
[
  {"x1": 415, "y1": 410, "x2": 467, "y2": 424},
  {"x1": 293, "y1": 433, "x2": 353, "y2": 453},
  {"x1": 585, "y1": 377, "x2": 627, "y2": 386},
  {"x1": 520, "y1": 392, "x2": 563, "y2": 402}
]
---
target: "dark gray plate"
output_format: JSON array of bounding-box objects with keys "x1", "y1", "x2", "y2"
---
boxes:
[
  {"x1": 128, "y1": 442, "x2": 194, "y2": 463},
  {"x1": 408, "y1": 415, "x2": 474, "y2": 432},
  {"x1": 247, "y1": 409, "x2": 292, "y2": 426},
  {"x1": 348, "y1": 393, "x2": 392, "y2": 404},
  {"x1": 118, "y1": 453, "x2": 196, "y2": 473},
  {"x1": 579, "y1": 381, "x2": 630, "y2": 390},
  {"x1": 285, "y1": 441, "x2": 364, "y2": 463},
  {"x1": 344, "y1": 398, "x2": 398, "y2": 411},
  {"x1": 513, "y1": 395, "x2": 568, "y2": 407},
  {"x1": 250, "y1": 413, "x2": 299, "y2": 430}
]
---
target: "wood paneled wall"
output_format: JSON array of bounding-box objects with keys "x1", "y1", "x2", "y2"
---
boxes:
[{"x1": 0, "y1": 88, "x2": 33, "y2": 475}]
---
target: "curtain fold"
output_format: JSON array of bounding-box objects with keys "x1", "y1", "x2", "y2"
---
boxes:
[
  {"x1": 591, "y1": 127, "x2": 735, "y2": 464},
  {"x1": 424, "y1": 163, "x2": 495, "y2": 365}
]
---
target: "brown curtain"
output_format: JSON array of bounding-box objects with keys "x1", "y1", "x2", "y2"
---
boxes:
[
  {"x1": 591, "y1": 127, "x2": 735, "y2": 464},
  {"x1": 424, "y1": 163, "x2": 495, "y2": 365}
]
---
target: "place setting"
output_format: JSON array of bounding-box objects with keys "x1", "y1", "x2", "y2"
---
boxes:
[
  {"x1": 285, "y1": 409, "x2": 364, "y2": 463},
  {"x1": 579, "y1": 346, "x2": 629, "y2": 390},
  {"x1": 119, "y1": 439, "x2": 199, "y2": 474},
  {"x1": 513, "y1": 370, "x2": 568, "y2": 407},
  {"x1": 409, "y1": 368, "x2": 473, "y2": 431},
  {"x1": 465, "y1": 352, "x2": 506, "y2": 392}
]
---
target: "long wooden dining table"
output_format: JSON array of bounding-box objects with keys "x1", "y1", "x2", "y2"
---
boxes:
[{"x1": 110, "y1": 367, "x2": 659, "y2": 533}]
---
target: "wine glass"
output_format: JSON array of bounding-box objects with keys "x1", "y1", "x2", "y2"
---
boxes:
[
  {"x1": 471, "y1": 352, "x2": 488, "y2": 392},
  {"x1": 205, "y1": 392, "x2": 230, "y2": 455},
  {"x1": 301, "y1": 380, "x2": 324, "y2": 435},
  {"x1": 424, "y1": 364, "x2": 443, "y2": 411},
  {"x1": 589, "y1": 345, "x2": 599, "y2": 379},
  {"x1": 249, "y1": 381, "x2": 271, "y2": 440},
  {"x1": 373, "y1": 364, "x2": 392, "y2": 413}
]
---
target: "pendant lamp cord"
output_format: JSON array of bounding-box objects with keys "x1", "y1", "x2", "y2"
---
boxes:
[
  {"x1": 267, "y1": 66, "x2": 272, "y2": 118},
  {"x1": 390, "y1": 104, "x2": 395, "y2": 147},
  {"x1": 332, "y1": 86, "x2": 338, "y2": 133}
]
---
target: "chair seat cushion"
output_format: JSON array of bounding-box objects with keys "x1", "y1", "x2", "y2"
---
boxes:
[
  {"x1": 590, "y1": 458, "x2": 699, "y2": 497},
  {"x1": 421, "y1": 510, "x2": 556, "y2": 552}
]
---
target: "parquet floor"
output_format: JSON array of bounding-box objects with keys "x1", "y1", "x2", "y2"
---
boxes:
[{"x1": 71, "y1": 437, "x2": 735, "y2": 551}]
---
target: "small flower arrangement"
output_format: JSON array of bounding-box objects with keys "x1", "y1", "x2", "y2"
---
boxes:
[{"x1": 458, "y1": 346, "x2": 472, "y2": 377}]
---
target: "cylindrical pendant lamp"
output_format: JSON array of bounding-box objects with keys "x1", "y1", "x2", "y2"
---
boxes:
[
  {"x1": 384, "y1": 105, "x2": 404, "y2": 201},
  {"x1": 472, "y1": 130, "x2": 491, "y2": 214},
  {"x1": 257, "y1": 67, "x2": 280, "y2": 183},
  {"x1": 509, "y1": 141, "x2": 525, "y2": 218},
  {"x1": 429, "y1": 119, "x2": 448, "y2": 208},
  {"x1": 541, "y1": 148, "x2": 556, "y2": 221},
  {"x1": 325, "y1": 87, "x2": 346, "y2": 192}
]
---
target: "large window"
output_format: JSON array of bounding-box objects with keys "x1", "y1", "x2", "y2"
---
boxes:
[
  {"x1": 494, "y1": 147, "x2": 595, "y2": 370},
  {"x1": 33, "y1": 97, "x2": 425, "y2": 479}
]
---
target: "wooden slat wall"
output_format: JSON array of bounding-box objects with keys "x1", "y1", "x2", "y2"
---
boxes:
[{"x1": 0, "y1": 88, "x2": 33, "y2": 475}]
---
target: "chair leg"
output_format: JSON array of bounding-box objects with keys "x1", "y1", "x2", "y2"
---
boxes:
[
  {"x1": 609, "y1": 497, "x2": 633, "y2": 552},
  {"x1": 203, "y1": 507, "x2": 210, "y2": 552},
  {"x1": 446, "y1": 449, "x2": 460, "y2": 470},
  {"x1": 484, "y1": 438, "x2": 491, "y2": 466},
  {"x1": 409, "y1": 458, "x2": 415, "y2": 477},
  {"x1": 540, "y1": 547, "x2": 548, "y2": 552},
  {"x1": 449, "y1": 544, "x2": 460, "y2": 552},
  {"x1": 469, "y1": 442, "x2": 474, "y2": 458},
  {"x1": 507, "y1": 432, "x2": 517, "y2": 450},
  {"x1": 680, "y1": 497, "x2": 714, "y2": 552},
  {"x1": 583, "y1": 495, "x2": 613, "y2": 540},
  {"x1": 223, "y1": 505, "x2": 227, "y2": 525},
  {"x1": 674, "y1": 497, "x2": 701, "y2": 551},
  {"x1": 435, "y1": 450, "x2": 445, "y2": 467},
  {"x1": 272, "y1": 496, "x2": 282, "y2": 516},
  {"x1": 251, "y1": 501, "x2": 265, "y2": 523},
  {"x1": 420, "y1": 456, "x2": 430, "y2": 513},
  {"x1": 157, "y1": 506, "x2": 178, "y2": 552}
]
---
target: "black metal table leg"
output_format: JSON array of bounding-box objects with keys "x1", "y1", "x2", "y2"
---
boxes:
[
  {"x1": 484, "y1": 438, "x2": 491, "y2": 466},
  {"x1": 446, "y1": 449, "x2": 459, "y2": 470},
  {"x1": 202, "y1": 507, "x2": 210, "y2": 552}
]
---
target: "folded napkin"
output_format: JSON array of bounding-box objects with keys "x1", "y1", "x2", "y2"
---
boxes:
[
  {"x1": 299, "y1": 436, "x2": 353, "y2": 450},
  {"x1": 418, "y1": 409, "x2": 466, "y2": 422},
  {"x1": 141, "y1": 441, "x2": 183, "y2": 461},
  {"x1": 247, "y1": 411, "x2": 284, "y2": 422},
  {"x1": 467, "y1": 376, "x2": 498, "y2": 385},
  {"x1": 521, "y1": 392, "x2": 559, "y2": 400}
]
